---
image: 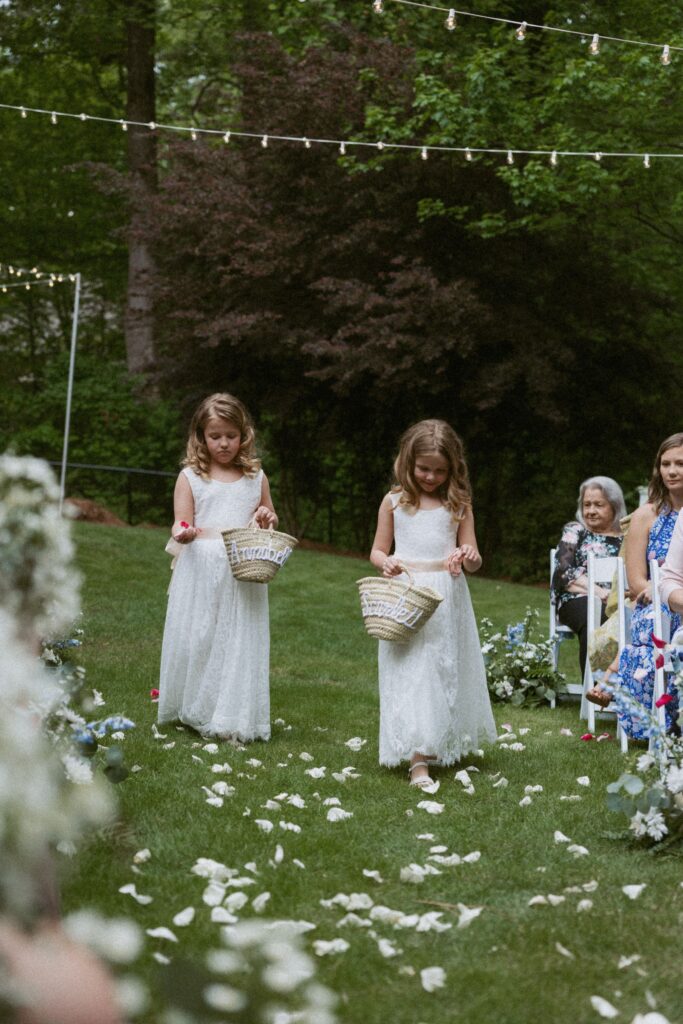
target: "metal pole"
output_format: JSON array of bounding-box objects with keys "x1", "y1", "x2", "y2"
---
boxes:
[{"x1": 59, "y1": 273, "x2": 81, "y2": 513}]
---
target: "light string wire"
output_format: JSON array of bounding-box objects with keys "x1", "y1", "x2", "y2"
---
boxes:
[
  {"x1": 0, "y1": 261, "x2": 75, "y2": 283},
  {"x1": 0, "y1": 278, "x2": 75, "y2": 292},
  {"x1": 0, "y1": 101, "x2": 682, "y2": 165},
  {"x1": 373, "y1": 0, "x2": 683, "y2": 54}
]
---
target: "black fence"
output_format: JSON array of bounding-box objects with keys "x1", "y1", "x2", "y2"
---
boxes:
[{"x1": 51, "y1": 461, "x2": 176, "y2": 526}]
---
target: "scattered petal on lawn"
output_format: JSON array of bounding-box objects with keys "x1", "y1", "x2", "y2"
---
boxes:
[
  {"x1": 287, "y1": 794, "x2": 306, "y2": 808},
  {"x1": 528, "y1": 895, "x2": 548, "y2": 906},
  {"x1": 211, "y1": 907, "x2": 238, "y2": 924},
  {"x1": 417, "y1": 912, "x2": 452, "y2": 934},
  {"x1": 204, "y1": 985, "x2": 247, "y2": 1013},
  {"x1": 224, "y1": 892, "x2": 249, "y2": 912},
  {"x1": 323, "y1": 797, "x2": 341, "y2": 807},
  {"x1": 254, "y1": 819, "x2": 274, "y2": 833},
  {"x1": 211, "y1": 762, "x2": 232, "y2": 774},
  {"x1": 205, "y1": 796, "x2": 224, "y2": 808},
  {"x1": 130, "y1": 764, "x2": 144, "y2": 773},
  {"x1": 567, "y1": 844, "x2": 590, "y2": 858},
  {"x1": 279, "y1": 821, "x2": 302, "y2": 833},
  {"x1": 305, "y1": 767, "x2": 327, "y2": 779},
  {"x1": 344, "y1": 737, "x2": 367, "y2": 751},
  {"x1": 262, "y1": 800, "x2": 281, "y2": 811},
  {"x1": 519, "y1": 727, "x2": 531, "y2": 735},
  {"x1": 454, "y1": 770, "x2": 472, "y2": 787},
  {"x1": 191, "y1": 755, "x2": 204, "y2": 764},
  {"x1": 152, "y1": 952, "x2": 171, "y2": 965},
  {"x1": 212, "y1": 782, "x2": 234, "y2": 797},
  {"x1": 274, "y1": 844, "x2": 284, "y2": 864},
  {"x1": 617, "y1": 954, "x2": 641, "y2": 969},
  {"x1": 363, "y1": 869, "x2": 384, "y2": 883},
  {"x1": 577, "y1": 899, "x2": 594, "y2": 912},
  {"x1": 547, "y1": 894, "x2": 565, "y2": 906},
  {"x1": 456, "y1": 904, "x2": 483, "y2": 928},
  {"x1": 555, "y1": 942, "x2": 575, "y2": 959},
  {"x1": 519, "y1": 796, "x2": 533, "y2": 807},
  {"x1": 252, "y1": 892, "x2": 271, "y2": 913},
  {"x1": 202, "y1": 743, "x2": 219, "y2": 754},
  {"x1": 590, "y1": 995, "x2": 619, "y2": 1018},
  {"x1": 293, "y1": 859, "x2": 306, "y2": 869},
  {"x1": 623, "y1": 885, "x2": 646, "y2": 900},
  {"x1": 327, "y1": 807, "x2": 353, "y2": 822},
  {"x1": 462, "y1": 851, "x2": 481, "y2": 864},
  {"x1": 492, "y1": 777, "x2": 509, "y2": 788},
  {"x1": 133, "y1": 849, "x2": 151, "y2": 864},
  {"x1": 560, "y1": 795, "x2": 582, "y2": 802},
  {"x1": 583, "y1": 880, "x2": 599, "y2": 892},
  {"x1": 173, "y1": 907, "x2": 195, "y2": 927},
  {"x1": 560, "y1": 727, "x2": 573, "y2": 736},
  {"x1": 338, "y1": 912, "x2": 372, "y2": 928},
  {"x1": 313, "y1": 939, "x2": 350, "y2": 956},
  {"x1": 151, "y1": 724, "x2": 167, "y2": 740},
  {"x1": 246, "y1": 758, "x2": 263, "y2": 768},
  {"x1": 576, "y1": 776, "x2": 591, "y2": 787},
  {"x1": 499, "y1": 742, "x2": 526, "y2": 751},
  {"x1": 162, "y1": 741, "x2": 176, "y2": 750},
  {"x1": 581, "y1": 733, "x2": 594, "y2": 742},
  {"x1": 597, "y1": 733, "x2": 612, "y2": 742},
  {"x1": 524, "y1": 785, "x2": 543, "y2": 794},
  {"x1": 377, "y1": 938, "x2": 400, "y2": 958},
  {"x1": 554, "y1": 831, "x2": 572, "y2": 844},
  {"x1": 416, "y1": 834, "x2": 435, "y2": 840},
  {"x1": 146, "y1": 927, "x2": 178, "y2": 943},
  {"x1": 421, "y1": 966, "x2": 446, "y2": 992},
  {"x1": 400, "y1": 864, "x2": 426, "y2": 884},
  {"x1": 417, "y1": 800, "x2": 444, "y2": 815},
  {"x1": 631, "y1": 1014, "x2": 672, "y2": 1024},
  {"x1": 202, "y1": 883, "x2": 227, "y2": 907},
  {"x1": 299, "y1": 752, "x2": 314, "y2": 762},
  {"x1": 421, "y1": 779, "x2": 441, "y2": 794},
  {"x1": 224, "y1": 877, "x2": 255, "y2": 889},
  {"x1": 118, "y1": 884, "x2": 153, "y2": 906}
]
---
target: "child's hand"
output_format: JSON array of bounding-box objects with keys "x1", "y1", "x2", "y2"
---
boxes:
[
  {"x1": 382, "y1": 556, "x2": 403, "y2": 578},
  {"x1": 636, "y1": 582, "x2": 653, "y2": 605},
  {"x1": 447, "y1": 549, "x2": 464, "y2": 576},
  {"x1": 254, "y1": 506, "x2": 277, "y2": 528},
  {"x1": 173, "y1": 521, "x2": 198, "y2": 544}
]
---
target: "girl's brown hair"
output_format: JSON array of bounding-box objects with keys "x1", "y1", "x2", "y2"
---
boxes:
[
  {"x1": 183, "y1": 393, "x2": 260, "y2": 479},
  {"x1": 392, "y1": 419, "x2": 471, "y2": 521},
  {"x1": 648, "y1": 432, "x2": 683, "y2": 514}
]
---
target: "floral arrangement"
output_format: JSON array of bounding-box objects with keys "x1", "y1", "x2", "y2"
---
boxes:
[
  {"x1": 605, "y1": 642, "x2": 683, "y2": 850},
  {"x1": 480, "y1": 608, "x2": 565, "y2": 706}
]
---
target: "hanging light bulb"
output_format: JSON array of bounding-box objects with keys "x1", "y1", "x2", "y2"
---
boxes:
[
  {"x1": 120, "y1": 119, "x2": 128, "y2": 132},
  {"x1": 643, "y1": 153, "x2": 651, "y2": 168},
  {"x1": 339, "y1": 141, "x2": 346, "y2": 155},
  {"x1": 303, "y1": 137, "x2": 311, "y2": 149},
  {"x1": 377, "y1": 140, "x2": 385, "y2": 150},
  {"x1": 50, "y1": 111, "x2": 58, "y2": 125},
  {"x1": 223, "y1": 131, "x2": 231, "y2": 143},
  {"x1": 465, "y1": 147, "x2": 473, "y2": 161},
  {"x1": 19, "y1": 107, "x2": 27, "y2": 118},
  {"x1": 507, "y1": 150, "x2": 515, "y2": 165},
  {"x1": 49, "y1": 280, "x2": 55, "y2": 287},
  {"x1": 261, "y1": 134, "x2": 269, "y2": 148},
  {"x1": 445, "y1": 9, "x2": 456, "y2": 31},
  {"x1": 661, "y1": 45, "x2": 671, "y2": 66},
  {"x1": 148, "y1": 121, "x2": 157, "y2": 130},
  {"x1": 421, "y1": 146, "x2": 428, "y2": 160},
  {"x1": 1, "y1": 287, "x2": 6, "y2": 294},
  {"x1": 589, "y1": 34, "x2": 600, "y2": 55},
  {"x1": 515, "y1": 21, "x2": 527, "y2": 41},
  {"x1": 373, "y1": 0, "x2": 384, "y2": 12},
  {"x1": 550, "y1": 150, "x2": 558, "y2": 167},
  {"x1": 594, "y1": 151, "x2": 602, "y2": 162},
  {"x1": 190, "y1": 129, "x2": 198, "y2": 141},
  {"x1": 25, "y1": 283, "x2": 30, "y2": 291},
  {"x1": 79, "y1": 112, "x2": 87, "y2": 121}
]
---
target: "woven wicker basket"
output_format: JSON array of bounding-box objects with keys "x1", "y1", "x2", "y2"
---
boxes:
[
  {"x1": 222, "y1": 524, "x2": 298, "y2": 583},
  {"x1": 356, "y1": 568, "x2": 443, "y2": 642}
]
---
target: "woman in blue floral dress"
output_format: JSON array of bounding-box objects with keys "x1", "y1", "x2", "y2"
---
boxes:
[{"x1": 616, "y1": 434, "x2": 683, "y2": 738}]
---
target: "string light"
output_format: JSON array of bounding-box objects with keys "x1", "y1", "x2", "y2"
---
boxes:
[
  {"x1": 20, "y1": 107, "x2": 26, "y2": 118},
  {"x1": 589, "y1": 34, "x2": 600, "y2": 55},
  {"x1": 507, "y1": 149, "x2": 514, "y2": 164},
  {"x1": 339, "y1": 141, "x2": 346, "y2": 154},
  {"x1": 661, "y1": 45, "x2": 672, "y2": 65},
  {"x1": 421, "y1": 146, "x2": 428, "y2": 160},
  {"x1": 50, "y1": 111, "x2": 57, "y2": 125},
  {"x1": 304, "y1": 137, "x2": 311, "y2": 149},
  {"x1": 79, "y1": 112, "x2": 87, "y2": 121},
  {"x1": 465, "y1": 147, "x2": 472, "y2": 161},
  {"x1": 190, "y1": 129, "x2": 198, "y2": 141},
  {"x1": 261, "y1": 134, "x2": 268, "y2": 148},
  {"x1": 377, "y1": 140, "x2": 385, "y2": 150},
  {"x1": 515, "y1": 21, "x2": 527, "y2": 42},
  {"x1": 445, "y1": 9, "x2": 456, "y2": 31},
  {"x1": 223, "y1": 131, "x2": 231, "y2": 143},
  {"x1": 594, "y1": 151, "x2": 603, "y2": 162},
  {"x1": 643, "y1": 153, "x2": 651, "y2": 168},
  {"x1": 120, "y1": 119, "x2": 128, "y2": 132},
  {"x1": 550, "y1": 149, "x2": 558, "y2": 167},
  {"x1": 373, "y1": 0, "x2": 384, "y2": 12},
  {"x1": 148, "y1": 121, "x2": 156, "y2": 131}
]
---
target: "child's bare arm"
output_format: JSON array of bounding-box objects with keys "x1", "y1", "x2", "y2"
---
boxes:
[
  {"x1": 172, "y1": 473, "x2": 198, "y2": 543},
  {"x1": 370, "y1": 494, "x2": 402, "y2": 577}
]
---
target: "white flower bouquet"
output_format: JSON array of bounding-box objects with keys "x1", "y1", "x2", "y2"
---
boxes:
[{"x1": 480, "y1": 608, "x2": 565, "y2": 706}]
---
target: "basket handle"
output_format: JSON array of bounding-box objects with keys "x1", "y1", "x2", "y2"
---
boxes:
[{"x1": 247, "y1": 514, "x2": 275, "y2": 533}]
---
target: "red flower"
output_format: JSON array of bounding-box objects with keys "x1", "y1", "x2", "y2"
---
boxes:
[
  {"x1": 180, "y1": 521, "x2": 190, "y2": 529},
  {"x1": 655, "y1": 693, "x2": 674, "y2": 707},
  {"x1": 651, "y1": 633, "x2": 667, "y2": 650},
  {"x1": 655, "y1": 653, "x2": 665, "y2": 670},
  {"x1": 150, "y1": 688, "x2": 160, "y2": 700},
  {"x1": 580, "y1": 733, "x2": 594, "y2": 741}
]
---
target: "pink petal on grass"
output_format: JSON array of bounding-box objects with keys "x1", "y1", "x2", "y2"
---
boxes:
[{"x1": 581, "y1": 733, "x2": 594, "y2": 741}]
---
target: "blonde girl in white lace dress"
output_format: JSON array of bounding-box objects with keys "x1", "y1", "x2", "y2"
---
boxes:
[
  {"x1": 370, "y1": 420, "x2": 496, "y2": 787},
  {"x1": 158, "y1": 393, "x2": 277, "y2": 741}
]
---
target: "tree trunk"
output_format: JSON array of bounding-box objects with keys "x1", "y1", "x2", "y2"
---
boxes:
[{"x1": 124, "y1": 0, "x2": 157, "y2": 376}]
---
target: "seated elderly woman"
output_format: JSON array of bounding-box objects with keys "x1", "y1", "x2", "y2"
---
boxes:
[{"x1": 552, "y1": 476, "x2": 626, "y2": 676}]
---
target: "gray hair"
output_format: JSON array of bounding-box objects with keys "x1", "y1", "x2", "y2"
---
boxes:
[{"x1": 576, "y1": 476, "x2": 626, "y2": 531}]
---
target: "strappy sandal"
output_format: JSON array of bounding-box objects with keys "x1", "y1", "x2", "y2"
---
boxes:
[{"x1": 409, "y1": 761, "x2": 434, "y2": 788}]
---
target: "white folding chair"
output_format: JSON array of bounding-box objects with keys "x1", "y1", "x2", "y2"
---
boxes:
[
  {"x1": 580, "y1": 553, "x2": 629, "y2": 752},
  {"x1": 549, "y1": 547, "x2": 581, "y2": 696},
  {"x1": 650, "y1": 558, "x2": 670, "y2": 748}
]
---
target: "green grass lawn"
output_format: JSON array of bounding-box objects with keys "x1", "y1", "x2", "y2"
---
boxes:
[{"x1": 63, "y1": 523, "x2": 683, "y2": 1024}]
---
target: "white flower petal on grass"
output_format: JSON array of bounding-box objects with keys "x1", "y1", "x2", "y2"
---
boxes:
[
  {"x1": 205, "y1": 796, "x2": 224, "y2": 808},
  {"x1": 583, "y1": 880, "x2": 599, "y2": 892},
  {"x1": 293, "y1": 859, "x2": 306, "y2": 869},
  {"x1": 400, "y1": 864, "x2": 426, "y2": 885},
  {"x1": 519, "y1": 727, "x2": 530, "y2": 735},
  {"x1": 524, "y1": 785, "x2": 543, "y2": 794},
  {"x1": 560, "y1": 727, "x2": 573, "y2": 736},
  {"x1": 152, "y1": 952, "x2": 171, "y2": 965},
  {"x1": 519, "y1": 796, "x2": 533, "y2": 807},
  {"x1": 338, "y1": 912, "x2": 372, "y2": 928},
  {"x1": 202, "y1": 743, "x2": 219, "y2": 754},
  {"x1": 416, "y1": 912, "x2": 452, "y2": 934},
  {"x1": 252, "y1": 892, "x2": 271, "y2": 913},
  {"x1": 305, "y1": 767, "x2": 326, "y2": 779},
  {"x1": 566, "y1": 844, "x2": 589, "y2": 858},
  {"x1": 151, "y1": 724, "x2": 167, "y2": 740},
  {"x1": 555, "y1": 942, "x2": 575, "y2": 959},
  {"x1": 191, "y1": 754, "x2": 204, "y2": 764},
  {"x1": 224, "y1": 892, "x2": 249, "y2": 912},
  {"x1": 421, "y1": 966, "x2": 446, "y2": 992},
  {"x1": 224, "y1": 877, "x2": 256, "y2": 889},
  {"x1": 299, "y1": 752, "x2": 314, "y2": 762},
  {"x1": 118, "y1": 883, "x2": 153, "y2": 906},
  {"x1": 146, "y1": 927, "x2": 178, "y2": 942},
  {"x1": 162, "y1": 741, "x2": 176, "y2": 750},
  {"x1": 323, "y1": 797, "x2": 341, "y2": 806},
  {"x1": 173, "y1": 907, "x2": 195, "y2": 927},
  {"x1": 133, "y1": 848, "x2": 152, "y2": 864},
  {"x1": 363, "y1": 869, "x2": 384, "y2": 883},
  {"x1": 287, "y1": 794, "x2": 306, "y2": 808},
  {"x1": 211, "y1": 907, "x2": 239, "y2": 924},
  {"x1": 313, "y1": 939, "x2": 350, "y2": 956},
  {"x1": 454, "y1": 769, "x2": 472, "y2": 787},
  {"x1": 274, "y1": 844, "x2": 285, "y2": 864},
  {"x1": 254, "y1": 819, "x2": 274, "y2": 833},
  {"x1": 560, "y1": 794, "x2": 582, "y2": 802},
  {"x1": 456, "y1": 904, "x2": 483, "y2": 928},
  {"x1": 577, "y1": 899, "x2": 594, "y2": 912},
  {"x1": 528, "y1": 895, "x2": 548, "y2": 906},
  {"x1": 420, "y1": 779, "x2": 441, "y2": 794},
  {"x1": 576, "y1": 776, "x2": 591, "y2": 787},
  {"x1": 546, "y1": 894, "x2": 565, "y2": 907},
  {"x1": 554, "y1": 831, "x2": 572, "y2": 844},
  {"x1": 492, "y1": 776, "x2": 509, "y2": 788},
  {"x1": 622, "y1": 884, "x2": 646, "y2": 900},
  {"x1": 246, "y1": 758, "x2": 262, "y2": 768},
  {"x1": 279, "y1": 820, "x2": 302, "y2": 833},
  {"x1": 204, "y1": 984, "x2": 247, "y2": 1013},
  {"x1": 590, "y1": 995, "x2": 619, "y2": 1018},
  {"x1": 344, "y1": 737, "x2": 367, "y2": 751},
  {"x1": 262, "y1": 799, "x2": 281, "y2": 811},
  {"x1": 631, "y1": 1015, "x2": 672, "y2": 1024},
  {"x1": 202, "y1": 883, "x2": 227, "y2": 907},
  {"x1": 617, "y1": 954, "x2": 641, "y2": 970},
  {"x1": 326, "y1": 807, "x2": 353, "y2": 822},
  {"x1": 462, "y1": 851, "x2": 481, "y2": 864},
  {"x1": 211, "y1": 762, "x2": 232, "y2": 774},
  {"x1": 417, "y1": 800, "x2": 444, "y2": 815},
  {"x1": 377, "y1": 938, "x2": 400, "y2": 958},
  {"x1": 416, "y1": 833, "x2": 435, "y2": 840},
  {"x1": 212, "y1": 782, "x2": 235, "y2": 797}
]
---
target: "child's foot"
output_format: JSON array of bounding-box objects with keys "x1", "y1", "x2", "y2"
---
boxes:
[{"x1": 409, "y1": 760, "x2": 433, "y2": 788}]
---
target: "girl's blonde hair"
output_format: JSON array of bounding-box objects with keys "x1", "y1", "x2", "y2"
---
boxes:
[
  {"x1": 392, "y1": 419, "x2": 471, "y2": 520},
  {"x1": 183, "y1": 393, "x2": 260, "y2": 478}
]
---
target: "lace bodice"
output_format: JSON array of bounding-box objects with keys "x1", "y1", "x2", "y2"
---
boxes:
[
  {"x1": 183, "y1": 467, "x2": 263, "y2": 530},
  {"x1": 390, "y1": 493, "x2": 458, "y2": 562}
]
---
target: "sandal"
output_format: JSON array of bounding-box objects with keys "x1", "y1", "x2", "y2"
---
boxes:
[{"x1": 409, "y1": 761, "x2": 433, "y2": 788}]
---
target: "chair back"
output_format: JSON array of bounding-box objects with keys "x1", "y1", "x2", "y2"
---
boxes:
[{"x1": 650, "y1": 558, "x2": 669, "y2": 735}]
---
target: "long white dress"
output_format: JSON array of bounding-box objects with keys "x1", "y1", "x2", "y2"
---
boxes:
[
  {"x1": 378, "y1": 494, "x2": 496, "y2": 766},
  {"x1": 158, "y1": 467, "x2": 270, "y2": 741}
]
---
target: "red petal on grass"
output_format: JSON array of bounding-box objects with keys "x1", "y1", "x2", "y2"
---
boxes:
[
  {"x1": 651, "y1": 633, "x2": 667, "y2": 649},
  {"x1": 596, "y1": 733, "x2": 612, "y2": 741},
  {"x1": 580, "y1": 733, "x2": 594, "y2": 741},
  {"x1": 150, "y1": 688, "x2": 160, "y2": 699},
  {"x1": 655, "y1": 693, "x2": 674, "y2": 707}
]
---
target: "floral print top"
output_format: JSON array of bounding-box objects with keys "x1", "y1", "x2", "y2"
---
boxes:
[{"x1": 552, "y1": 521, "x2": 623, "y2": 611}]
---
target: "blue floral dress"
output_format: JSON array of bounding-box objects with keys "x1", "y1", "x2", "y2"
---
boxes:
[{"x1": 617, "y1": 508, "x2": 680, "y2": 738}]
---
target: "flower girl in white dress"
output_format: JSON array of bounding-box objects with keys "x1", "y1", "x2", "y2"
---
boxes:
[
  {"x1": 370, "y1": 419, "x2": 496, "y2": 787},
  {"x1": 158, "y1": 393, "x2": 277, "y2": 741}
]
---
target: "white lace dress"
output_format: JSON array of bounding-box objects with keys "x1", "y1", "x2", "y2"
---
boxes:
[
  {"x1": 378, "y1": 495, "x2": 496, "y2": 766},
  {"x1": 158, "y1": 467, "x2": 270, "y2": 741}
]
